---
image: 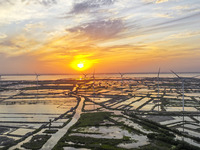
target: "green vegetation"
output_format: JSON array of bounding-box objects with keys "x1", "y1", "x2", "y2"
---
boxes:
[
  {"x1": 74, "y1": 112, "x2": 111, "y2": 127},
  {"x1": 0, "y1": 136, "x2": 15, "y2": 147},
  {"x1": 43, "y1": 129, "x2": 58, "y2": 134},
  {"x1": 53, "y1": 112, "x2": 135, "y2": 150},
  {"x1": 53, "y1": 135, "x2": 127, "y2": 150},
  {"x1": 1, "y1": 124, "x2": 46, "y2": 150},
  {"x1": 0, "y1": 127, "x2": 9, "y2": 134},
  {"x1": 21, "y1": 135, "x2": 51, "y2": 150},
  {"x1": 100, "y1": 144, "x2": 124, "y2": 150},
  {"x1": 147, "y1": 133, "x2": 199, "y2": 150},
  {"x1": 140, "y1": 143, "x2": 170, "y2": 150},
  {"x1": 54, "y1": 111, "x2": 198, "y2": 150},
  {"x1": 122, "y1": 136, "x2": 131, "y2": 141}
]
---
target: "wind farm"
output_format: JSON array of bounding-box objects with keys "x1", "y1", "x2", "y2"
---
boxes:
[
  {"x1": 0, "y1": 72, "x2": 200, "y2": 150},
  {"x1": 0, "y1": 0, "x2": 200, "y2": 149}
]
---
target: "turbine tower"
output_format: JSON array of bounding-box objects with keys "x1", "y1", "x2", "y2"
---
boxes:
[
  {"x1": 157, "y1": 68, "x2": 160, "y2": 111},
  {"x1": 170, "y1": 71, "x2": 199, "y2": 133},
  {"x1": 0, "y1": 74, "x2": 1, "y2": 89},
  {"x1": 171, "y1": 70, "x2": 186, "y2": 134},
  {"x1": 171, "y1": 70, "x2": 185, "y2": 112},
  {"x1": 82, "y1": 73, "x2": 88, "y2": 79},
  {"x1": 82, "y1": 73, "x2": 88, "y2": 95},
  {"x1": 35, "y1": 73, "x2": 40, "y2": 91},
  {"x1": 92, "y1": 69, "x2": 95, "y2": 110},
  {"x1": 119, "y1": 72, "x2": 125, "y2": 85},
  {"x1": 119, "y1": 72, "x2": 125, "y2": 95},
  {"x1": 0, "y1": 75, "x2": 1, "y2": 100}
]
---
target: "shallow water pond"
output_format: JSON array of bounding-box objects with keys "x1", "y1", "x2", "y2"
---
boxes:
[
  {"x1": 9, "y1": 128, "x2": 35, "y2": 136},
  {"x1": 165, "y1": 107, "x2": 197, "y2": 112},
  {"x1": 111, "y1": 116, "x2": 153, "y2": 134},
  {"x1": 129, "y1": 97, "x2": 151, "y2": 110}
]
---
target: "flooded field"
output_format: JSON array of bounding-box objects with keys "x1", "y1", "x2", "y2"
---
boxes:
[{"x1": 0, "y1": 74, "x2": 200, "y2": 149}]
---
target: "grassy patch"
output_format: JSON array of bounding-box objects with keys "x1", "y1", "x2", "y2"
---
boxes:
[
  {"x1": 74, "y1": 112, "x2": 112, "y2": 127},
  {"x1": 0, "y1": 127, "x2": 9, "y2": 134},
  {"x1": 21, "y1": 135, "x2": 51, "y2": 150},
  {"x1": 53, "y1": 135, "x2": 127, "y2": 150},
  {"x1": 100, "y1": 144, "x2": 124, "y2": 150},
  {"x1": 53, "y1": 112, "x2": 135, "y2": 150},
  {"x1": 43, "y1": 129, "x2": 58, "y2": 134}
]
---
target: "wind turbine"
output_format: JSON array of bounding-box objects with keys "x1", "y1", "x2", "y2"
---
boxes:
[
  {"x1": 82, "y1": 73, "x2": 88, "y2": 79},
  {"x1": 135, "y1": 78, "x2": 139, "y2": 88},
  {"x1": 157, "y1": 68, "x2": 160, "y2": 111},
  {"x1": 171, "y1": 70, "x2": 186, "y2": 112},
  {"x1": 119, "y1": 72, "x2": 125, "y2": 95},
  {"x1": 92, "y1": 70, "x2": 96, "y2": 110},
  {"x1": 119, "y1": 72, "x2": 125, "y2": 85},
  {"x1": 0, "y1": 74, "x2": 1, "y2": 91},
  {"x1": 82, "y1": 73, "x2": 88, "y2": 95},
  {"x1": 0, "y1": 74, "x2": 3, "y2": 92},
  {"x1": 170, "y1": 71, "x2": 199, "y2": 133},
  {"x1": 35, "y1": 73, "x2": 40, "y2": 91},
  {"x1": 171, "y1": 70, "x2": 186, "y2": 135},
  {"x1": 0, "y1": 75, "x2": 1, "y2": 100}
]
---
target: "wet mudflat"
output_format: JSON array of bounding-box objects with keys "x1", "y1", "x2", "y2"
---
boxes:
[
  {"x1": 0, "y1": 79, "x2": 78, "y2": 149},
  {"x1": 0, "y1": 76, "x2": 200, "y2": 149}
]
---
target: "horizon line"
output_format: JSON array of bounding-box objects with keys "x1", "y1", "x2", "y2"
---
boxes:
[{"x1": 1, "y1": 72, "x2": 200, "y2": 76}]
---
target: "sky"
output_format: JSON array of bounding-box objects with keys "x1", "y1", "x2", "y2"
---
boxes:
[{"x1": 0, "y1": 0, "x2": 200, "y2": 74}]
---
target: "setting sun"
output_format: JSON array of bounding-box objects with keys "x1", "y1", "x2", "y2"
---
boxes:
[
  {"x1": 70, "y1": 57, "x2": 93, "y2": 71},
  {"x1": 77, "y1": 63, "x2": 84, "y2": 68}
]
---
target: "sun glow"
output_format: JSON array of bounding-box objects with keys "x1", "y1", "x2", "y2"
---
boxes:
[
  {"x1": 77, "y1": 63, "x2": 84, "y2": 68},
  {"x1": 70, "y1": 59, "x2": 92, "y2": 71}
]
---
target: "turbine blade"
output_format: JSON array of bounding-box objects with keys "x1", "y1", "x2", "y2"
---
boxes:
[
  {"x1": 170, "y1": 70, "x2": 181, "y2": 79},
  {"x1": 83, "y1": 73, "x2": 87, "y2": 78},
  {"x1": 191, "y1": 75, "x2": 200, "y2": 78}
]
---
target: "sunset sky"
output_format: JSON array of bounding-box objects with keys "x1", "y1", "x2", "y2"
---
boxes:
[{"x1": 0, "y1": 0, "x2": 200, "y2": 74}]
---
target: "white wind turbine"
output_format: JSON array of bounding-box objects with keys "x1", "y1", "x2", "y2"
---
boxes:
[
  {"x1": 82, "y1": 73, "x2": 88, "y2": 95},
  {"x1": 92, "y1": 70, "x2": 96, "y2": 110},
  {"x1": 157, "y1": 68, "x2": 160, "y2": 111},
  {"x1": 119, "y1": 72, "x2": 125, "y2": 94},
  {"x1": 0, "y1": 74, "x2": 1, "y2": 89},
  {"x1": 0, "y1": 74, "x2": 3, "y2": 91},
  {"x1": 171, "y1": 70, "x2": 186, "y2": 134},
  {"x1": 0, "y1": 74, "x2": 2, "y2": 101},
  {"x1": 171, "y1": 70, "x2": 200, "y2": 133},
  {"x1": 35, "y1": 73, "x2": 40, "y2": 91},
  {"x1": 171, "y1": 70, "x2": 186, "y2": 112},
  {"x1": 119, "y1": 72, "x2": 125, "y2": 85}
]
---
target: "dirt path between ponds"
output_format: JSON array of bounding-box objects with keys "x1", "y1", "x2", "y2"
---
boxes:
[{"x1": 41, "y1": 96, "x2": 85, "y2": 150}]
